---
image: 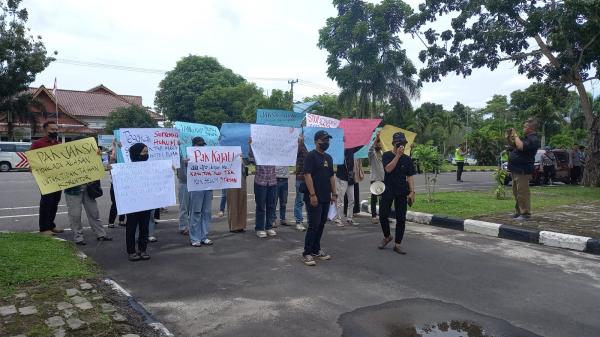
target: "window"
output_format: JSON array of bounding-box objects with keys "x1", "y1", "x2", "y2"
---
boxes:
[
  {"x1": 0, "y1": 144, "x2": 16, "y2": 152},
  {"x1": 16, "y1": 144, "x2": 30, "y2": 152}
]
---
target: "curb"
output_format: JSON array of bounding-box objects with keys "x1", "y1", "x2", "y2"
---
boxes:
[{"x1": 360, "y1": 200, "x2": 599, "y2": 255}]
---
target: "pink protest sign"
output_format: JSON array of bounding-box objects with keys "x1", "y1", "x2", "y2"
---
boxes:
[{"x1": 338, "y1": 118, "x2": 382, "y2": 148}]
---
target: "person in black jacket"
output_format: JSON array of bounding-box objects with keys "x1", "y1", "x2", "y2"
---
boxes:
[{"x1": 507, "y1": 118, "x2": 541, "y2": 221}]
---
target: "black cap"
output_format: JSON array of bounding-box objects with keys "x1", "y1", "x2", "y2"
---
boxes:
[
  {"x1": 314, "y1": 130, "x2": 332, "y2": 141},
  {"x1": 392, "y1": 132, "x2": 407, "y2": 145},
  {"x1": 192, "y1": 136, "x2": 206, "y2": 146}
]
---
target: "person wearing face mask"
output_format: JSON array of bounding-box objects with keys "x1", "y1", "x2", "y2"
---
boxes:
[
  {"x1": 187, "y1": 137, "x2": 215, "y2": 247},
  {"x1": 378, "y1": 132, "x2": 416, "y2": 255},
  {"x1": 125, "y1": 143, "x2": 152, "y2": 261},
  {"x1": 30, "y1": 121, "x2": 65, "y2": 236},
  {"x1": 301, "y1": 130, "x2": 337, "y2": 266},
  {"x1": 507, "y1": 118, "x2": 541, "y2": 221}
]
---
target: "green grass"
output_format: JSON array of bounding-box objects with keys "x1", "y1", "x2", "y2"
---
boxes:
[
  {"x1": 411, "y1": 185, "x2": 600, "y2": 218},
  {"x1": 0, "y1": 233, "x2": 96, "y2": 297}
]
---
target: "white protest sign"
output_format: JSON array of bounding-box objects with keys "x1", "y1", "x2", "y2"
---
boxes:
[
  {"x1": 250, "y1": 124, "x2": 300, "y2": 166},
  {"x1": 305, "y1": 113, "x2": 340, "y2": 128},
  {"x1": 111, "y1": 160, "x2": 177, "y2": 215},
  {"x1": 119, "y1": 128, "x2": 180, "y2": 168},
  {"x1": 186, "y1": 146, "x2": 242, "y2": 191}
]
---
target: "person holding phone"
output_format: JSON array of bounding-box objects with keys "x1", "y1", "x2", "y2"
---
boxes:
[{"x1": 378, "y1": 132, "x2": 416, "y2": 255}]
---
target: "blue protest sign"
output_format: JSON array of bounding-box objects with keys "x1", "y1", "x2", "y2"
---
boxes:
[
  {"x1": 174, "y1": 121, "x2": 220, "y2": 156},
  {"x1": 219, "y1": 123, "x2": 251, "y2": 158},
  {"x1": 303, "y1": 127, "x2": 345, "y2": 164},
  {"x1": 354, "y1": 127, "x2": 382, "y2": 159},
  {"x1": 256, "y1": 109, "x2": 305, "y2": 128}
]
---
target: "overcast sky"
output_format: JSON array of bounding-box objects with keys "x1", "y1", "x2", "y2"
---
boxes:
[{"x1": 25, "y1": 0, "x2": 596, "y2": 111}]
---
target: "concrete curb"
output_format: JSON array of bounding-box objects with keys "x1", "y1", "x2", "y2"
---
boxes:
[{"x1": 360, "y1": 200, "x2": 599, "y2": 255}]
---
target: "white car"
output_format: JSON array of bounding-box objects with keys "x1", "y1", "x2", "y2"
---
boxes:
[
  {"x1": 0, "y1": 142, "x2": 31, "y2": 172},
  {"x1": 451, "y1": 156, "x2": 478, "y2": 166}
]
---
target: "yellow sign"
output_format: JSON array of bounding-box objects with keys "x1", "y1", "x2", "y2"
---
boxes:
[
  {"x1": 379, "y1": 125, "x2": 417, "y2": 156},
  {"x1": 26, "y1": 137, "x2": 106, "y2": 195}
]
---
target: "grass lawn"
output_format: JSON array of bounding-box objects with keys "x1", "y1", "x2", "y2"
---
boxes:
[
  {"x1": 410, "y1": 185, "x2": 600, "y2": 219},
  {"x1": 0, "y1": 233, "x2": 96, "y2": 297}
]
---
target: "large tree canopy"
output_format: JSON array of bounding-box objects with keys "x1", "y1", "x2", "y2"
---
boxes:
[
  {"x1": 0, "y1": 0, "x2": 55, "y2": 139},
  {"x1": 408, "y1": 0, "x2": 600, "y2": 186},
  {"x1": 104, "y1": 106, "x2": 157, "y2": 133},
  {"x1": 319, "y1": 0, "x2": 420, "y2": 118},
  {"x1": 155, "y1": 55, "x2": 245, "y2": 122}
]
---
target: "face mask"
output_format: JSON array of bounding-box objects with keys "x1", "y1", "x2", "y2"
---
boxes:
[
  {"x1": 48, "y1": 132, "x2": 58, "y2": 139},
  {"x1": 139, "y1": 154, "x2": 149, "y2": 161},
  {"x1": 318, "y1": 142, "x2": 330, "y2": 151}
]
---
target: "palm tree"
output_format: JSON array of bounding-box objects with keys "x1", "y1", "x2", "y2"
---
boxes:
[{"x1": 432, "y1": 110, "x2": 463, "y2": 156}]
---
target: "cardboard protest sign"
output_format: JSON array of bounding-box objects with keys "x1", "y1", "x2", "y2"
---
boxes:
[
  {"x1": 250, "y1": 124, "x2": 300, "y2": 166},
  {"x1": 186, "y1": 146, "x2": 242, "y2": 191},
  {"x1": 305, "y1": 113, "x2": 340, "y2": 128},
  {"x1": 354, "y1": 127, "x2": 382, "y2": 159},
  {"x1": 256, "y1": 109, "x2": 305, "y2": 128},
  {"x1": 111, "y1": 160, "x2": 177, "y2": 215},
  {"x1": 303, "y1": 127, "x2": 345, "y2": 165},
  {"x1": 174, "y1": 121, "x2": 220, "y2": 157},
  {"x1": 338, "y1": 118, "x2": 382, "y2": 148},
  {"x1": 119, "y1": 128, "x2": 180, "y2": 168},
  {"x1": 379, "y1": 125, "x2": 417, "y2": 156},
  {"x1": 219, "y1": 123, "x2": 251, "y2": 158},
  {"x1": 113, "y1": 130, "x2": 124, "y2": 163},
  {"x1": 25, "y1": 137, "x2": 105, "y2": 195}
]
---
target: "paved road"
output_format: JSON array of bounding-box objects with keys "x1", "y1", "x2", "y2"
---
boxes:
[{"x1": 0, "y1": 171, "x2": 495, "y2": 233}]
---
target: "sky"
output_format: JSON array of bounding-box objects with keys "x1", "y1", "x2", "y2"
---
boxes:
[{"x1": 25, "y1": 0, "x2": 597, "y2": 112}]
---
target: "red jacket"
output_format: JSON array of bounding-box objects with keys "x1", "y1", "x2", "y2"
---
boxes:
[{"x1": 30, "y1": 136, "x2": 59, "y2": 150}]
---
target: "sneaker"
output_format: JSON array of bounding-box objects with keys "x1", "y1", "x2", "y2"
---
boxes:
[
  {"x1": 40, "y1": 230, "x2": 55, "y2": 236},
  {"x1": 372, "y1": 217, "x2": 379, "y2": 224},
  {"x1": 301, "y1": 254, "x2": 316, "y2": 266},
  {"x1": 128, "y1": 253, "x2": 141, "y2": 261},
  {"x1": 148, "y1": 236, "x2": 157, "y2": 242},
  {"x1": 347, "y1": 219, "x2": 356, "y2": 225},
  {"x1": 312, "y1": 250, "x2": 331, "y2": 260},
  {"x1": 393, "y1": 244, "x2": 407, "y2": 255},
  {"x1": 201, "y1": 239, "x2": 213, "y2": 245},
  {"x1": 272, "y1": 220, "x2": 279, "y2": 228},
  {"x1": 191, "y1": 242, "x2": 202, "y2": 247},
  {"x1": 378, "y1": 236, "x2": 393, "y2": 249},
  {"x1": 108, "y1": 223, "x2": 116, "y2": 228},
  {"x1": 280, "y1": 220, "x2": 291, "y2": 226},
  {"x1": 139, "y1": 251, "x2": 151, "y2": 260},
  {"x1": 353, "y1": 213, "x2": 361, "y2": 217},
  {"x1": 218, "y1": 211, "x2": 224, "y2": 218},
  {"x1": 334, "y1": 219, "x2": 344, "y2": 227},
  {"x1": 256, "y1": 230, "x2": 267, "y2": 238},
  {"x1": 266, "y1": 229, "x2": 277, "y2": 237},
  {"x1": 512, "y1": 213, "x2": 521, "y2": 219},
  {"x1": 51, "y1": 228, "x2": 64, "y2": 234},
  {"x1": 295, "y1": 224, "x2": 306, "y2": 231},
  {"x1": 515, "y1": 215, "x2": 531, "y2": 221}
]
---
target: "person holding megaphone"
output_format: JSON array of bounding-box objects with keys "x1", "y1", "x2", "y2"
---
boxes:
[{"x1": 377, "y1": 132, "x2": 416, "y2": 255}]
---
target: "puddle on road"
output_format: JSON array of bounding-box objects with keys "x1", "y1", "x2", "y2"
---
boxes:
[{"x1": 338, "y1": 298, "x2": 542, "y2": 337}]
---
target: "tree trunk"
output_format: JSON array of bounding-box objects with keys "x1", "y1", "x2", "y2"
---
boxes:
[{"x1": 573, "y1": 80, "x2": 600, "y2": 187}]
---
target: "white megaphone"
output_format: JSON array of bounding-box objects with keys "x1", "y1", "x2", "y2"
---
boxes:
[{"x1": 369, "y1": 181, "x2": 385, "y2": 196}]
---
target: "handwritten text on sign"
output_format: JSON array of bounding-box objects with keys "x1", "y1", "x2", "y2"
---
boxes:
[
  {"x1": 119, "y1": 128, "x2": 180, "y2": 168},
  {"x1": 174, "y1": 121, "x2": 220, "y2": 156},
  {"x1": 187, "y1": 146, "x2": 242, "y2": 191},
  {"x1": 25, "y1": 137, "x2": 105, "y2": 195},
  {"x1": 111, "y1": 160, "x2": 177, "y2": 215},
  {"x1": 250, "y1": 124, "x2": 300, "y2": 166},
  {"x1": 256, "y1": 109, "x2": 305, "y2": 128},
  {"x1": 305, "y1": 113, "x2": 340, "y2": 128}
]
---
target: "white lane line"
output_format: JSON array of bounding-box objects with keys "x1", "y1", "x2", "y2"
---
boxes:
[
  {"x1": 0, "y1": 212, "x2": 67, "y2": 219},
  {"x1": 0, "y1": 205, "x2": 67, "y2": 211}
]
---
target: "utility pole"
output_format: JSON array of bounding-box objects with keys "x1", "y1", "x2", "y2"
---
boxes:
[{"x1": 288, "y1": 79, "x2": 298, "y2": 107}]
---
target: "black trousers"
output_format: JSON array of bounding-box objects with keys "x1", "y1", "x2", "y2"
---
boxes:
[
  {"x1": 379, "y1": 194, "x2": 408, "y2": 244},
  {"x1": 543, "y1": 166, "x2": 555, "y2": 184},
  {"x1": 343, "y1": 183, "x2": 361, "y2": 215},
  {"x1": 571, "y1": 166, "x2": 582, "y2": 184},
  {"x1": 456, "y1": 162, "x2": 465, "y2": 181},
  {"x1": 303, "y1": 201, "x2": 329, "y2": 256},
  {"x1": 125, "y1": 210, "x2": 151, "y2": 254},
  {"x1": 109, "y1": 184, "x2": 125, "y2": 224},
  {"x1": 39, "y1": 191, "x2": 62, "y2": 232}
]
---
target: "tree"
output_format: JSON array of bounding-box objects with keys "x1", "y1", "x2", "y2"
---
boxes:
[
  {"x1": 303, "y1": 93, "x2": 347, "y2": 119},
  {"x1": 104, "y1": 106, "x2": 157, "y2": 133},
  {"x1": 483, "y1": 95, "x2": 512, "y2": 123},
  {"x1": 155, "y1": 55, "x2": 244, "y2": 122},
  {"x1": 432, "y1": 109, "x2": 462, "y2": 155},
  {"x1": 0, "y1": 0, "x2": 55, "y2": 140},
  {"x1": 241, "y1": 89, "x2": 294, "y2": 123},
  {"x1": 452, "y1": 102, "x2": 470, "y2": 125},
  {"x1": 319, "y1": 0, "x2": 420, "y2": 118},
  {"x1": 408, "y1": 0, "x2": 600, "y2": 186},
  {"x1": 195, "y1": 82, "x2": 264, "y2": 126},
  {"x1": 411, "y1": 143, "x2": 443, "y2": 202}
]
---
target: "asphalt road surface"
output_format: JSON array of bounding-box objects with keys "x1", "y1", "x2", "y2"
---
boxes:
[
  {"x1": 2, "y1": 171, "x2": 599, "y2": 336},
  {"x1": 0, "y1": 171, "x2": 495, "y2": 233}
]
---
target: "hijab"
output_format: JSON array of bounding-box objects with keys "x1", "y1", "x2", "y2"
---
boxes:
[{"x1": 129, "y1": 143, "x2": 148, "y2": 162}]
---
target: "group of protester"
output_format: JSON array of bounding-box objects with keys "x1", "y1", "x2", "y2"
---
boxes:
[{"x1": 30, "y1": 121, "x2": 417, "y2": 266}]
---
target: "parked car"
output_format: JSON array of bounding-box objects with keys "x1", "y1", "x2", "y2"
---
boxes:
[
  {"x1": 502, "y1": 149, "x2": 570, "y2": 185},
  {"x1": 0, "y1": 142, "x2": 31, "y2": 172},
  {"x1": 451, "y1": 155, "x2": 478, "y2": 166}
]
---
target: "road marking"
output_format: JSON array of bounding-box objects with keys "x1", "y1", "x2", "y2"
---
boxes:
[
  {"x1": 0, "y1": 211, "x2": 68, "y2": 219},
  {"x1": 0, "y1": 205, "x2": 67, "y2": 211}
]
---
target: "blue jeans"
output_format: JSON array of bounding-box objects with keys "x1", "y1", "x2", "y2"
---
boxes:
[
  {"x1": 219, "y1": 189, "x2": 227, "y2": 212},
  {"x1": 294, "y1": 180, "x2": 304, "y2": 224},
  {"x1": 189, "y1": 190, "x2": 213, "y2": 243},
  {"x1": 276, "y1": 178, "x2": 288, "y2": 221},
  {"x1": 178, "y1": 182, "x2": 190, "y2": 231},
  {"x1": 254, "y1": 183, "x2": 276, "y2": 231}
]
